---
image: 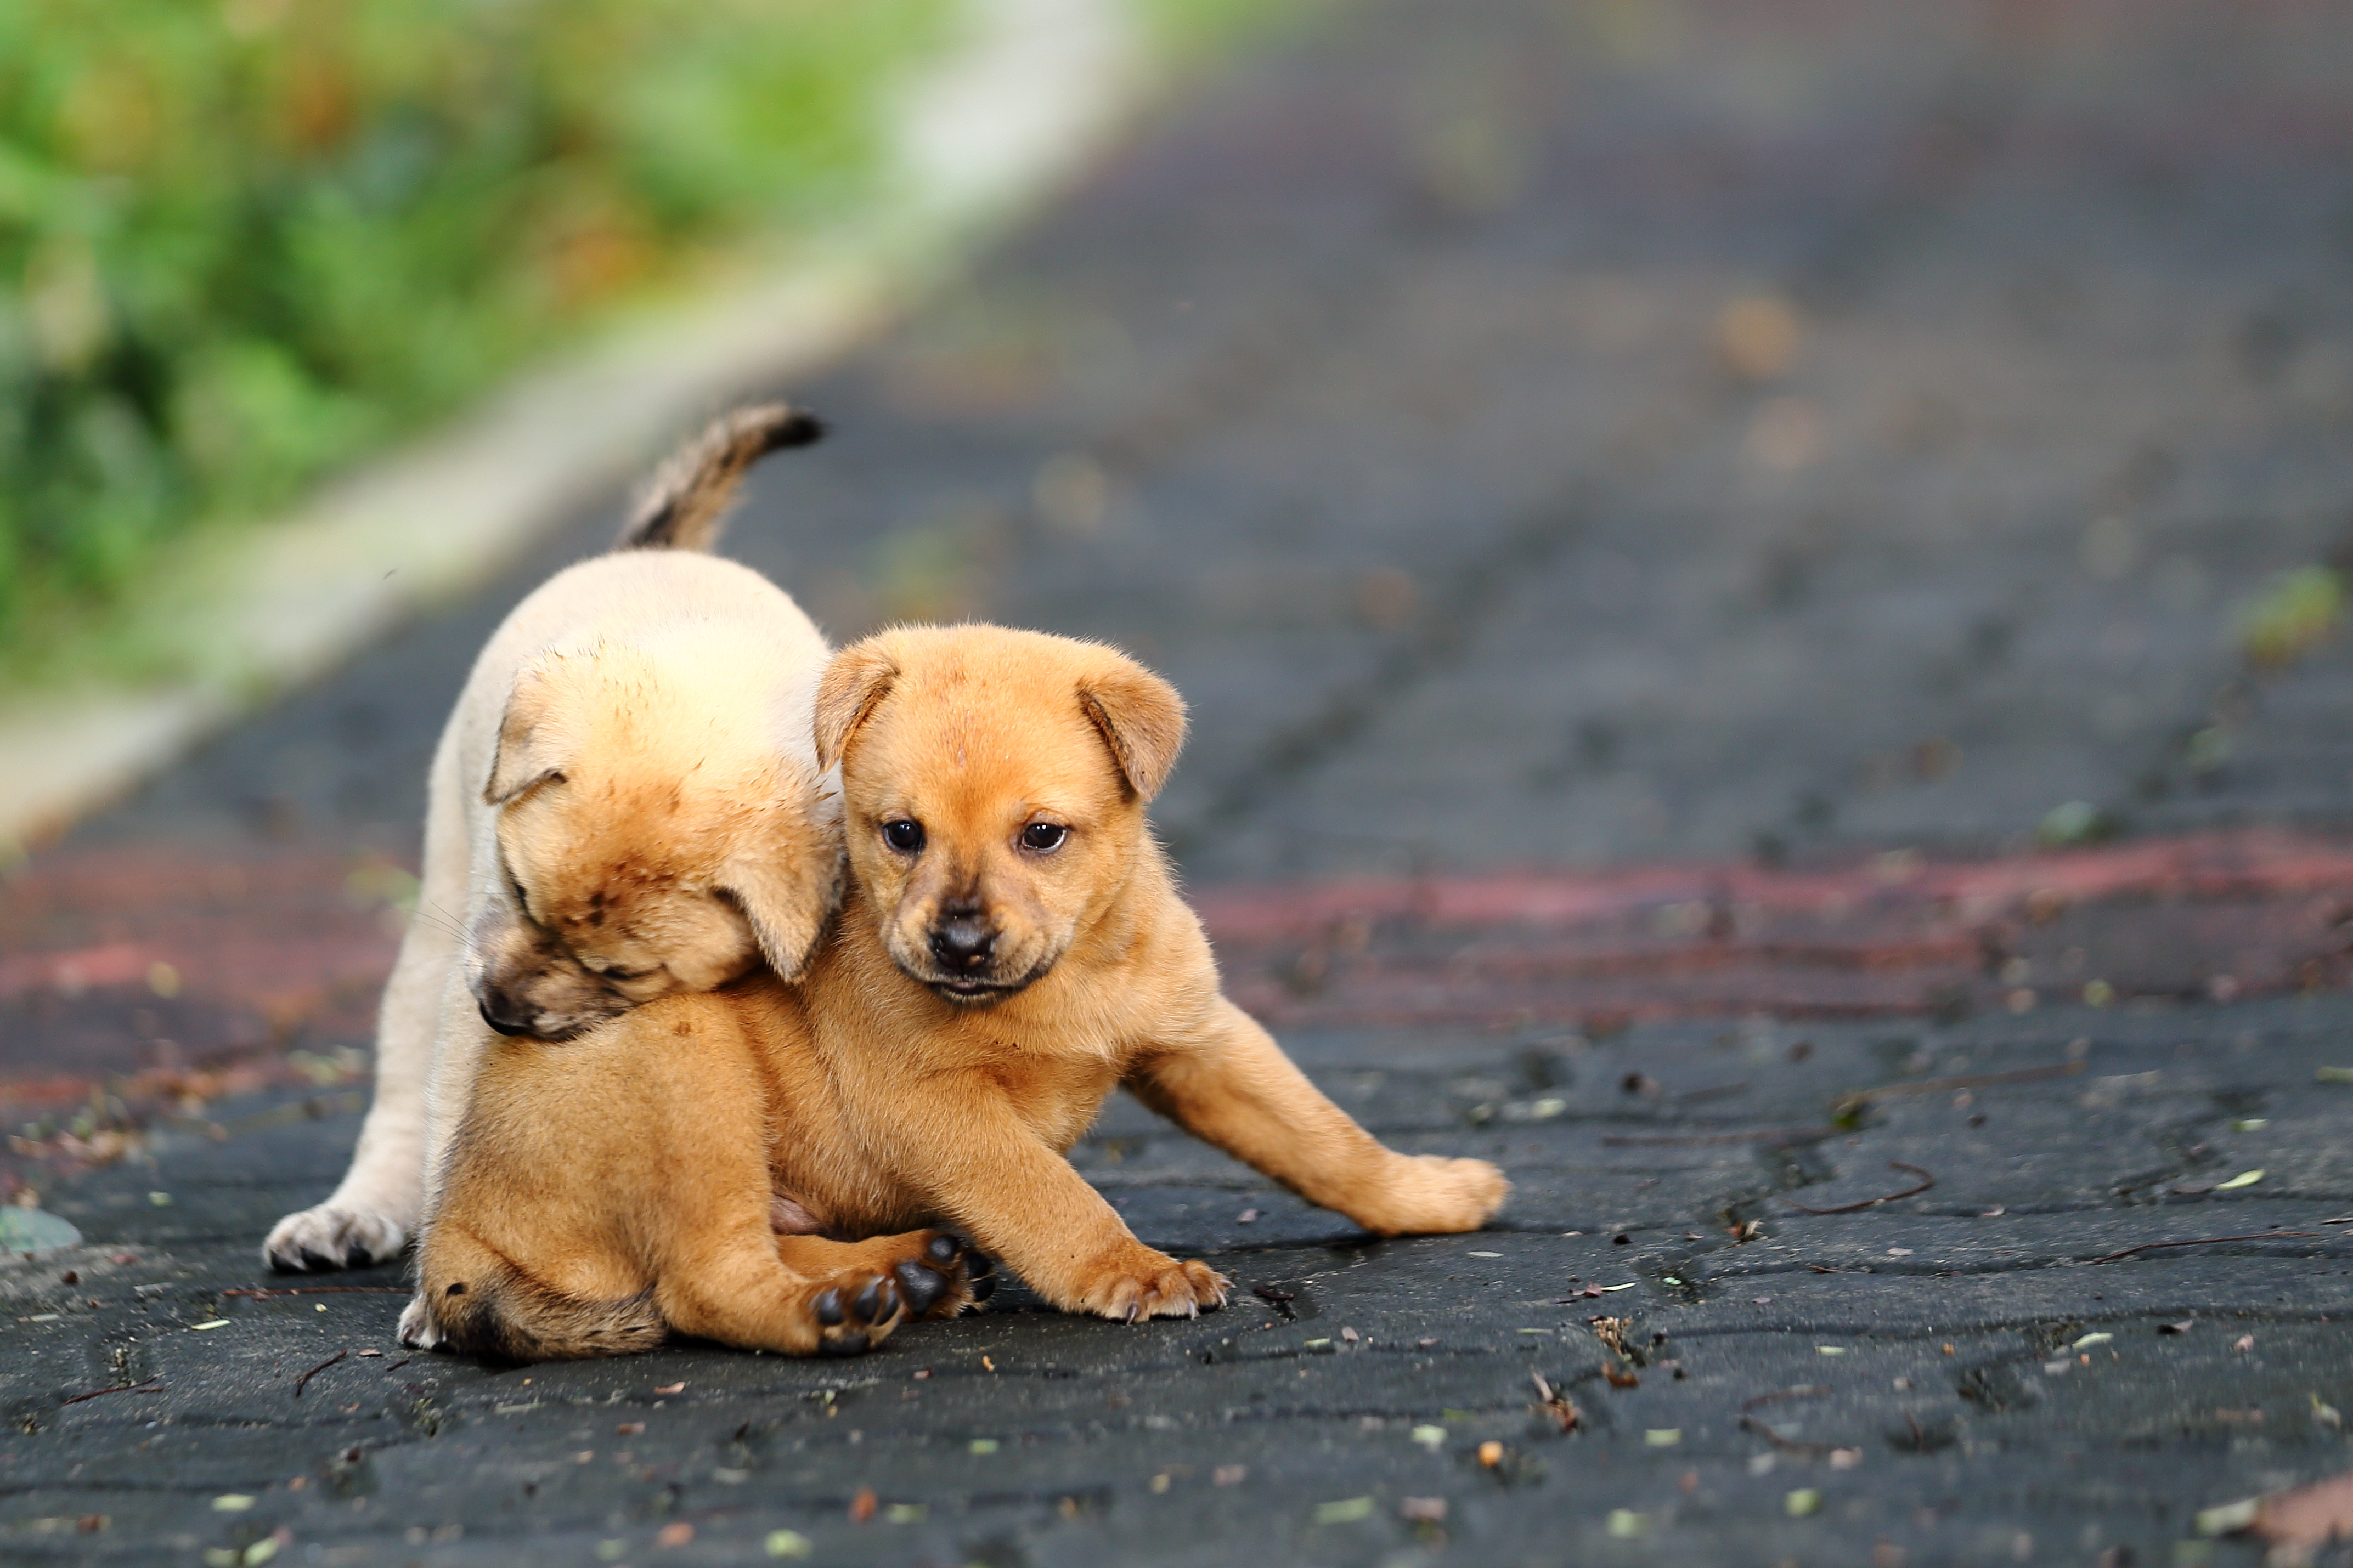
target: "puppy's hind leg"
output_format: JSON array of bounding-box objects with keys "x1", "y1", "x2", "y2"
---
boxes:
[{"x1": 653, "y1": 1231, "x2": 981, "y2": 1357}]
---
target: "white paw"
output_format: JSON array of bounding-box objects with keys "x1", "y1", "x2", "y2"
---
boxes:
[
  {"x1": 396, "y1": 1294, "x2": 441, "y2": 1350},
  {"x1": 263, "y1": 1203, "x2": 409, "y2": 1273}
]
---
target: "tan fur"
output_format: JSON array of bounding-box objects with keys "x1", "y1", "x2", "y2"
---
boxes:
[
  {"x1": 263, "y1": 406, "x2": 838, "y2": 1274},
  {"x1": 410, "y1": 625, "x2": 1506, "y2": 1358}
]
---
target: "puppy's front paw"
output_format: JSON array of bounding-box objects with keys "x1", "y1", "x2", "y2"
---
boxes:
[
  {"x1": 264, "y1": 1203, "x2": 408, "y2": 1273},
  {"x1": 1357, "y1": 1154, "x2": 1510, "y2": 1235},
  {"x1": 396, "y1": 1294, "x2": 441, "y2": 1351},
  {"x1": 1070, "y1": 1247, "x2": 1228, "y2": 1322}
]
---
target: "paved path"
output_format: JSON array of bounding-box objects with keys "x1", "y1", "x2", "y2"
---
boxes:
[{"x1": 9, "y1": 1, "x2": 2353, "y2": 1563}]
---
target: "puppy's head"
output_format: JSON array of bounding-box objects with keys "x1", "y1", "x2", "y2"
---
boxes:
[
  {"x1": 467, "y1": 646, "x2": 839, "y2": 1040},
  {"x1": 817, "y1": 624, "x2": 1184, "y2": 1007}
]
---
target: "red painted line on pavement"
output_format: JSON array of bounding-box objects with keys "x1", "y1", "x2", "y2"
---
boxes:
[{"x1": 1189, "y1": 827, "x2": 2353, "y2": 942}]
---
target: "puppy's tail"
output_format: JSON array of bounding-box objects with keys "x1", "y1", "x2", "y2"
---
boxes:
[
  {"x1": 419, "y1": 1226, "x2": 665, "y2": 1363},
  {"x1": 616, "y1": 403, "x2": 826, "y2": 553}
]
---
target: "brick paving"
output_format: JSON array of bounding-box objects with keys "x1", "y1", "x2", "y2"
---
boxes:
[{"x1": 9, "y1": 0, "x2": 2353, "y2": 1563}]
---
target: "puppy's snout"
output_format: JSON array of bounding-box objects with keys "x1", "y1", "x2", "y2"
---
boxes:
[
  {"x1": 477, "y1": 987, "x2": 536, "y2": 1037},
  {"x1": 929, "y1": 902, "x2": 996, "y2": 972}
]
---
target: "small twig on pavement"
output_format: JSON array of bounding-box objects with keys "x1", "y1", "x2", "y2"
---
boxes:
[
  {"x1": 294, "y1": 1350, "x2": 347, "y2": 1396},
  {"x1": 1530, "y1": 1371, "x2": 1580, "y2": 1432},
  {"x1": 1739, "y1": 1414, "x2": 1837, "y2": 1456},
  {"x1": 60, "y1": 1379, "x2": 162, "y2": 1406},
  {"x1": 1741, "y1": 1385, "x2": 1830, "y2": 1412},
  {"x1": 1603, "y1": 1128, "x2": 1835, "y2": 1147},
  {"x1": 2084, "y1": 1231, "x2": 2317, "y2": 1266},
  {"x1": 1785, "y1": 1161, "x2": 1936, "y2": 1215},
  {"x1": 383, "y1": 1357, "x2": 412, "y2": 1373},
  {"x1": 1838, "y1": 1061, "x2": 2085, "y2": 1110},
  {"x1": 222, "y1": 1286, "x2": 408, "y2": 1299}
]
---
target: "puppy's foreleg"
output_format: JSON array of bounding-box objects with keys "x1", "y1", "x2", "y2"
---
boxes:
[
  {"x1": 1128, "y1": 995, "x2": 1509, "y2": 1235},
  {"x1": 261, "y1": 899, "x2": 452, "y2": 1271}
]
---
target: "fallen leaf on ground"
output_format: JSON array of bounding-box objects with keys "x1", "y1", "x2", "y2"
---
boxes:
[
  {"x1": 614, "y1": 1422, "x2": 645, "y2": 1436},
  {"x1": 1410, "y1": 1425, "x2": 1447, "y2": 1451},
  {"x1": 2198, "y1": 1498, "x2": 2261, "y2": 1537},
  {"x1": 2235, "y1": 1335, "x2": 2256, "y2": 1352},
  {"x1": 1604, "y1": 1363, "x2": 1640, "y2": 1389},
  {"x1": 764, "y1": 1531, "x2": 811, "y2": 1559},
  {"x1": 1214, "y1": 1464, "x2": 1247, "y2": 1485},
  {"x1": 653, "y1": 1382, "x2": 685, "y2": 1395},
  {"x1": 1477, "y1": 1441, "x2": 1504, "y2": 1467},
  {"x1": 1608, "y1": 1510, "x2": 1650, "y2": 1538},
  {"x1": 656, "y1": 1522, "x2": 694, "y2": 1547},
  {"x1": 849, "y1": 1486, "x2": 877, "y2": 1523},
  {"x1": 1786, "y1": 1489, "x2": 1822, "y2": 1517},
  {"x1": 2159, "y1": 1321, "x2": 2195, "y2": 1335},
  {"x1": 1314, "y1": 1497, "x2": 1374, "y2": 1525},
  {"x1": 1401, "y1": 1497, "x2": 1447, "y2": 1523},
  {"x1": 2215, "y1": 1169, "x2": 2265, "y2": 1190}
]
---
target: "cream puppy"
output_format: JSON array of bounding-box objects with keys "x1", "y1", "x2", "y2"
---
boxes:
[{"x1": 263, "y1": 406, "x2": 842, "y2": 1272}]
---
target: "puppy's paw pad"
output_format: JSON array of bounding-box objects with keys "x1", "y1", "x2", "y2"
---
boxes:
[
  {"x1": 264, "y1": 1204, "x2": 408, "y2": 1273},
  {"x1": 872, "y1": 1231, "x2": 989, "y2": 1321},
  {"x1": 808, "y1": 1270, "x2": 904, "y2": 1356}
]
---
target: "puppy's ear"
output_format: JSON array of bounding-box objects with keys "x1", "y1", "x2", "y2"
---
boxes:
[
  {"x1": 720, "y1": 842, "x2": 844, "y2": 982},
  {"x1": 815, "y1": 640, "x2": 899, "y2": 771},
  {"x1": 1079, "y1": 656, "x2": 1188, "y2": 801},
  {"x1": 483, "y1": 658, "x2": 577, "y2": 805}
]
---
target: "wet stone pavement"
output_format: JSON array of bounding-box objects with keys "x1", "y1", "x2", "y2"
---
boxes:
[
  {"x1": 7, "y1": 999, "x2": 2353, "y2": 1567},
  {"x1": 10, "y1": 0, "x2": 2353, "y2": 1563}
]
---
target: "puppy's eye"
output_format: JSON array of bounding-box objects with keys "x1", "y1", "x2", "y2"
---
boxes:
[
  {"x1": 1020, "y1": 822, "x2": 1068, "y2": 853},
  {"x1": 881, "y1": 819, "x2": 926, "y2": 853}
]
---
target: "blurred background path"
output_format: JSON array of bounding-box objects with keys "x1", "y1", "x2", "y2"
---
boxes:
[{"x1": 9, "y1": 2, "x2": 2353, "y2": 1564}]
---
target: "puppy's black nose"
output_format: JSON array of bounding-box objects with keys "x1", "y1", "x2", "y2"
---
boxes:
[
  {"x1": 477, "y1": 990, "x2": 535, "y2": 1037},
  {"x1": 929, "y1": 915, "x2": 995, "y2": 972}
]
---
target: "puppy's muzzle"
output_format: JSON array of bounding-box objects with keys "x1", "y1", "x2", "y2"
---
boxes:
[
  {"x1": 477, "y1": 986, "x2": 539, "y2": 1038},
  {"x1": 918, "y1": 902, "x2": 1024, "y2": 1003},
  {"x1": 929, "y1": 912, "x2": 996, "y2": 973}
]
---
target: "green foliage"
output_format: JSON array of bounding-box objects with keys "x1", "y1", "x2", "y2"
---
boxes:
[
  {"x1": 2239, "y1": 563, "x2": 2346, "y2": 669},
  {"x1": 0, "y1": 0, "x2": 944, "y2": 661}
]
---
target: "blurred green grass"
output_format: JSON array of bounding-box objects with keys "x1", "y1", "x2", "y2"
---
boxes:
[{"x1": 0, "y1": 0, "x2": 947, "y2": 677}]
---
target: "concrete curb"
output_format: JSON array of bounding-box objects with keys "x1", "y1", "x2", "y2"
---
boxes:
[{"x1": 0, "y1": 0, "x2": 1147, "y2": 855}]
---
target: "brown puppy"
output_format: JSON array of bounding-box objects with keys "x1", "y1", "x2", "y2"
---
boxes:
[{"x1": 408, "y1": 625, "x2": 1505, "y2": 1358}]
